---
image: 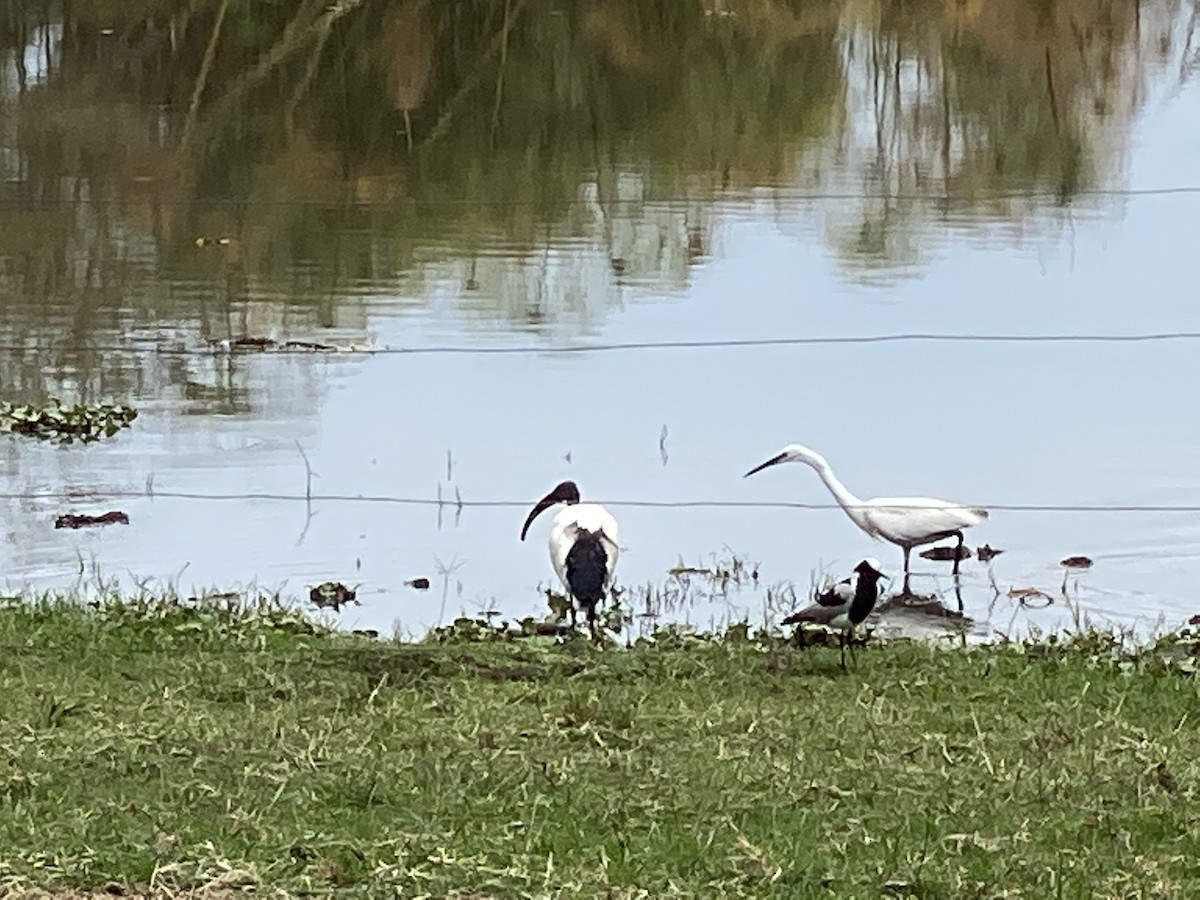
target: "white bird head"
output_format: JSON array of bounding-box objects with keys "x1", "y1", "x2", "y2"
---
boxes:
[
  {"x1": 519, "y1": 480, "x2": 581, "y2": 541},
  {"x1": 743, "y1": 443, "x2": 828, "y2": 478}
]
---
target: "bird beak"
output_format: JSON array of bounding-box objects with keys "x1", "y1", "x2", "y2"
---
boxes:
[
  {"x1": 743, "y1": 451, "x2": 787, "y2": 478},
  {"x1": 520, "y1": 493, "x2": 558, "y2": 541}
]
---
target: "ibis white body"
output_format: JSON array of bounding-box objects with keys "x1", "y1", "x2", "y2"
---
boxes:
[
  {"x1": 546, "y1": 502, "x2": 621, "y2": 602},
  {"x1": 520, "y1": 481, "x2": 620, "y2": 638}
]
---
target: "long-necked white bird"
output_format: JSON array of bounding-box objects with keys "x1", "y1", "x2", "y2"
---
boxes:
[
  {"x1": 744, "y1": 444, "x2": 987, "y2": 606},
  {"x1": 782, "y1": 558, "x2": 886, "y2": 669},
  {"x1": 520, "y1": 480, "x2": 620, "y2": 640}
]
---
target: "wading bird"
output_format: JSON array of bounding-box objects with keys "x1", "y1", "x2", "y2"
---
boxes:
[
  {"x1": 520, "y1": 480, "x2": 620, "y2": 640},
  {"x1": 744, "y1": 444, "x2": 987, "y2": 606},
  {"x1": 782, "y1": 558, "x2": 886, "y2": 669}
]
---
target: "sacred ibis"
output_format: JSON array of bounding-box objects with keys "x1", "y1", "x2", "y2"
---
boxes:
[
  {"x1": 744, "y1": 444, "x2": 987, "y2": 606},
  {"x1": 782, "y1": 558, "x2": 887, "y2": 669},
  {"x1": 519, "y1": 480, "x2": 620, "y2": 640}
]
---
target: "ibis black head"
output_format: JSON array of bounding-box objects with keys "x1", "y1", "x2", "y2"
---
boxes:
[{"x1": 520, "y1": 480, "x2": 581, "y2": 541}]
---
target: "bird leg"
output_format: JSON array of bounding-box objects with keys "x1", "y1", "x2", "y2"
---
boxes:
[
  {"x1": 839, "y1": 631, "x2": 847, "y2": 671},
  {"x1": 951, "y1": 530, "x2": 965, "y2": 612},
  {"x1": 901, "y1": 546, "x2": 912, "y2": 596},
  {"x1": 586, "y1": 603, "x2": 599, "y2": 642},
  {"x1": 568, "y1": 602, "x2": 578, "y2": 632}
]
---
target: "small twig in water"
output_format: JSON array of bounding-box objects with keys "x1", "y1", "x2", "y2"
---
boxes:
[
  {"x1": 433, "y1": 554, "x2": 468, "y2": 626},
  {"x1": 294, "y1": 441, "x2": 316, "y2": 503},
  {"x1": 294, "y1": 441, "x2": 318, "y2": 545}
]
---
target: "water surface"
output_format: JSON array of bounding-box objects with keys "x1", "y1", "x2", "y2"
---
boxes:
[{"x1": 1, "y1": 0, "x2": 1199, "y2": 639}]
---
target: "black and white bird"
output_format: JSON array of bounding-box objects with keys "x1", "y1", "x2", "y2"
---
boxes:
[
  {"x1": 782, "y1": 557, "x2": 887, "y2": 669},
  {"x1": 745, "y1": 444, "x2": 988, "y2": 606},
  {"x1": 520, "y1": 480, "x2": 620, "y2": 640}
]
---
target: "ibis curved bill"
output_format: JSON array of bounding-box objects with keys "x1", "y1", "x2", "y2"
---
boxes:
[
  {"x1": 520, "y1": 480, "x2": 620, "y2": 639},
  {"x1": 744, "y1": 444, "x2": 987, "y2": 605},
  {"x1": 782, "y1": 558, "x2": 886, "y2": 669}
]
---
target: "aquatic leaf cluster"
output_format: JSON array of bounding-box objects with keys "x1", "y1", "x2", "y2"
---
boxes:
[
  {"x1": 1017, "y1": 626, "x2": 1200, "y2": 677},
  {"x1": 309, "y1": 581, "x2": 358, "y2": 612},
  {"x1": 424, "y1": 615, "x2": 572, "y2": 644},
  {"x1": 0, "y1": 398, "x2": 138, "y2": 444},
  {"x1": 83, "y1": 590, "x2": 324, "y2": 645}
]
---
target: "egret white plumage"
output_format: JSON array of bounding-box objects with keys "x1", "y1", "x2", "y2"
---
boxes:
[
  {"x1": 744, "y1": 444, "x2": 988, "y2": 607},
  {"x1": 519, "y1": 480, "x2": 620, "y2": 640},
  {"x1": 782, "y1": 558, "x2": 886, "y2": 669}
]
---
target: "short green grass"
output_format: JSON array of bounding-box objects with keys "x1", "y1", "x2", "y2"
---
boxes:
[{"x1": 1, "y1": 594, "x2": 1199, "y2": 897}]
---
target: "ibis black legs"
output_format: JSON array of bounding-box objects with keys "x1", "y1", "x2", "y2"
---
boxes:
[
  {"x1": 902, "y1": 546, "x2": 912, "y2": 594},
  {"x1": 567, "y1": 598, "x2": 601, "y2": 642}
]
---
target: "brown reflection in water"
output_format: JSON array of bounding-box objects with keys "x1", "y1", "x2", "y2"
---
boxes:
[{"x1": 0, "y1": 0, "x2": 1191, "y2": 399}]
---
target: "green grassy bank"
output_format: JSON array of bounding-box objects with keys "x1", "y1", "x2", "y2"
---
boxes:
[{"x1": 0, "y1": 594, "x2": 1198, "y2": 897}]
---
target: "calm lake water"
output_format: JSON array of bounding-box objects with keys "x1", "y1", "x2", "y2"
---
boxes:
[{"x1": 1, "y1": 0, "x2": 1199, "y2": 640}]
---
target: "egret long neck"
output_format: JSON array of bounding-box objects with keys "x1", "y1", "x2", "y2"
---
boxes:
[{"x1": 807, "y1": 457, "x2": 869, "y2": 530}]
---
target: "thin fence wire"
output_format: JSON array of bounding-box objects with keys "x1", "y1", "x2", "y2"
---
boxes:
[
  {"x1": 10, "y1": 330, "x2": 1200, "y2": 358},
  {"x1": 5, "y1": 489, "x2": 1200, "y2": 513}
]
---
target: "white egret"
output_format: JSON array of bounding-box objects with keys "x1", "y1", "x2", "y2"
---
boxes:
[
  {"x1": 744, "y1": 444, "x2": 987, "y2": 605},
  {"x1": 520, "y1": 480, "x2": 620, "y2": 640}
]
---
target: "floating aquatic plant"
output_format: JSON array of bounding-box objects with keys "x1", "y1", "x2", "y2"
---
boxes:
[
  {"x1": 1060, "y1": 555, "x2": 1094, "y2": 569},
  {"x1": 308, "y1": 582, "x2": 358, "y2": 612},
  {"x1": 920, "y1": 544, "x2": 972, "y2": 562},
  {"x1": 0, "y1": 398, "x2": 137, "y2": 444},
  {"x1": 206, "y1": 337, "x2": 364, "y2": 353},
  {"x1": 55, "y1": 511, "x2": 130, "y2": 529}
]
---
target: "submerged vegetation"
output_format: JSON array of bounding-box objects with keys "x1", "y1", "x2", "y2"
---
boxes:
[{"x1": 2, "y1": 590, "x2": 1200, "y2": 894}]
